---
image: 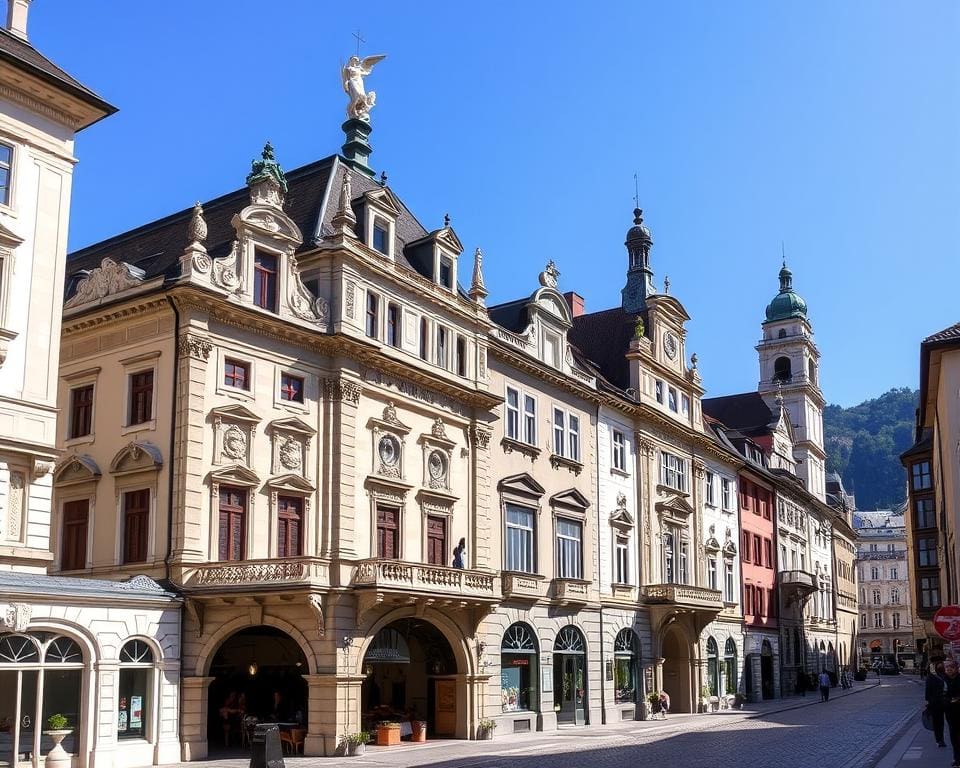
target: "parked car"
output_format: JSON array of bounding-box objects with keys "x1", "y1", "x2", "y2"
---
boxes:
[{"x1": 879, "y1": 662, "x2": 900, "y2": 675}]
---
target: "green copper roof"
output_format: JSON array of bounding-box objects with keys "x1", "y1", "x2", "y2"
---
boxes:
[{"x1": 763, "y1": 263, "x2": 807, "y2": 323}]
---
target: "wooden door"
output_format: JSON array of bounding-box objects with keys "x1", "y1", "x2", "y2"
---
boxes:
[
  {"x1": 427, "y1": 515, "x2": 446, "y2": 565},
  {"x1": 377, "y1": 506, "x2": 399, "y2": 559},
  {"x1": 434, "y1": 679, "x2": 456, "y2": 736}
]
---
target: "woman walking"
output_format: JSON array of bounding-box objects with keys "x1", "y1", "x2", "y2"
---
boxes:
[
  {"x1": 942, "y1": 659, "x2": 960, "y2": 767},
  {"x1": 925, "y1": 661, "x2": 947, "y2": 749}
]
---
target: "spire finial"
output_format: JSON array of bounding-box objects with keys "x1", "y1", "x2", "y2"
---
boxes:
[
  {"x1": 187, "y1": 201, "x2": 207, "y2": 246},
  {"x1": 246, "y1": 141, "x2": 287, "y2": 206},
  {"x1": 379, "y1": 170, "x2": 387, "y2": 187},
  {"x1": 469, "y1": 247, "x2": 488, "y2": 306},
  {"x1": 663, "y1": 275, "x2": 670, "y2": 294},
  {"x1": 444, "y1": 213, "x2": 450, "y2": 228},
  {"x1": 775, "y1": 380, "x2": 785, "y2": 408}
]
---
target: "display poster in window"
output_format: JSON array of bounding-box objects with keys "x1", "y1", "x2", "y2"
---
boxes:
[
  {"x1": 501, "y1": 667, "x2": 521, "y2": 711},
  {"x1": 130, "y1": 696, "x2": 142, "y2": 729},
  {"x1": 541, "y1": 666, "x2": 552, "y2": 693},
  {"x1": 118, "y1": 696, "x2": 128, "y2": 732}
]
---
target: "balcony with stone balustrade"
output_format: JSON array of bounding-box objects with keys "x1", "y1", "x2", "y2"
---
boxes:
[
  {"x1": 642, "y1": 583, "x2": 724, "y2": 611},
  {"x1": 184, "y1": 557, "x2": 330, "y2": 592}
]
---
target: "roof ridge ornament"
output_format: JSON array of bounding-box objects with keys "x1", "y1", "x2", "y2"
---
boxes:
[
  {"x1": 539, "y1": 260, "x2": 560, "y2": 289},
  {"x1": 187, "y1": 202, "x2": 207, "y2": 247},
  {"x1": 246, "y1": 141, "x2": 288, "y2": 208},
  {"x1": 331, "y1": 167, "x2": 358, "y2": 238},
  {"x1": 342, "y1": 53, "x2": 386, "y2": 122},
  {"x1": 469, "y1": 247, "x2": 488, "y2": 306}
]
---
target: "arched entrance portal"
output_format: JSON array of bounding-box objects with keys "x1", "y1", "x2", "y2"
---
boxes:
[
  {"x1": 761, "y1": 640, "x2": 774, "y2": 700},
  {"x1": 661, "y1": 626, "x2": 691, "y2": 713},
  {"x1": 361, "y1": 619, "x2": 457, "y2": 737},
  {"x1": 553, "y1": 626, "x2": 588, "y2": 725},
  {"x1": 208, "y1": 626, "x2": 308, "y2": 752}
]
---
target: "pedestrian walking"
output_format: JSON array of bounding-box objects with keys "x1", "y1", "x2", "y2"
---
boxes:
[
  {"x1": 818, "y1": 670, "x2": 831, "y2": 702},
  {"x1": 941, "y1": 658, "x2": 960, "y2": 767},
  {"x1": 925, "y1": 661, "x2": 947, "y2": 749},
  {"x1": 658, "y1": 691, "x2": 670, "y2": 719}
]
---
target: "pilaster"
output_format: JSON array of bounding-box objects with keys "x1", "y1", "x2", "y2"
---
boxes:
[
  {"x1": 322, "y1": 376, "x2": 361, "y2": 558},
  {"x1": 180, "y1": 676, "x2": 214, "y2": 760},
  {"x1": 469, "y1": 424, "x2": 492, "y2": 569}
]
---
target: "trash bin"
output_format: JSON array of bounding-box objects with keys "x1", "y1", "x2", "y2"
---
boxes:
[{"x1": 249, "y1": 724, "x2": 284, "y2": 768}]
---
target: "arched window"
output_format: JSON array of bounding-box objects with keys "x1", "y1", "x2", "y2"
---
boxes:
[
  {"x1": 0, "y1": 633, "x2": 84, "y2": 760},
  {"x1": 773, "y1": 356, "x2": 792, "y2": 383},
  {"x1": 778, "y1": 328, "x2": 787, "y2": 339},
  {"x1": 706, "y1": 637, "x2": 719, "y2": 696},
  {"x1": 808, "y1": 359, "x2": 817, "y2": 384},
  {"x1": 614, "y1": 629, "x2": 640, "y2": 703},
  {"x1": 501, "y1": 623, "x2": 538, "y2": 713},
  {"x1": 724, "y1": 638, "x2": 738, "y2": 695},
  {"x1": 119, "y1": 639, "x2": 156, "y2": 740}
]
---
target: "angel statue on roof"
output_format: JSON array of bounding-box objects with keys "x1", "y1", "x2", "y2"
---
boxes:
[{"x1": 342, "y1": 54, "x2": 386, "y2": 121}]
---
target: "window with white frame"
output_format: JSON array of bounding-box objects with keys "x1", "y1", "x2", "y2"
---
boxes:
[
  {"x1": 506, "y1": 387, "x2": 520, "y2": 440},
  {"x1": 556, "y1": 518, "x2": 583, "y2": 579},
  {"x1": 891, "y1": 587, "x2": 900, "y2": 604},
  {"x1": 0, "y1": 142, "x2": 12, "y2": 207},
  {"x1": 552, "y1": 408, "x2": 580, "y2": 461},
  {"x1": 721, "y1": 478, "x2": 734, "y2": 511},
  {"x1": 615, "y1": 534, "x2": 630, "y2": 584},
  {"x1": 705, "y1": 471, "x2": 717, "y2": 506},
  {"x1": 870, "y1": 566, "x2": 879, "y2": 580},
  {"x1": 872, "y1": 589, "x2": 881, "y2": 604},
  {"x1": 873, "y1": 612, "x2": 883, "y2": 628},
  {"x1": 659, "y1": 452, "x2": 687, "y2": 492},
  {"x1": 668, "y1": 387, "x2": 678, "y2": 412},
  {"x1": 679, "y1": 539, "x2": 689, "y2": 583},
  {"x1": 707, "y1": 556, "x2": 718, "y2": 590},
  {"x1": 892, "y1": 612, "x2": 901, "y2": 629},
  {"x1": 612, "y1": 430, "x2": 626, "y2": 471},
  {"x1": 523, "y1": 394, "x2": 536, "y2": 445},
  {"x1": 655, "y1": 380, "x2": 664, "y2": 404},
  {"x1": 663, "y1": 531, "x2": 675, "y2": 582},
  {"x1": 890, "y1": 567, "x2": 898, "y2": 580},
  {"x1": 681, "y1": 394, "x2": 690, "y2": 417},
  {"x1": 505, "y1": 504, "x2": 536, "y2": 573},
  {"x1": 724, "y1": 561, "x2": 735, "y2": 602}
]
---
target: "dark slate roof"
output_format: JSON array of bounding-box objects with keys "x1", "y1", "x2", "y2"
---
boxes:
[
  {"x1": 900, "y1": 430, "x2": 932, "y2": 461},
  {"x1": 0, "y1": 28, "x2": 115, "y2": 120},
  {"x1": 701, "y1": 392, "x2": 775, "y2": 438},
  {"x1": 924, "y1": 321, "x2": 960, "y2": 345},
  {"x1": 488, "y1": 299, "x2": 530, "y2": 335},
  {"x1": 568, "y1": 307, "x2": 641, "y2": 391},
  {"x1": 0, "y1": 571, "x2": 178, "y2": 600},
  {"x1": 64, "y1": 156, "x2": 440, "y2": 301}
]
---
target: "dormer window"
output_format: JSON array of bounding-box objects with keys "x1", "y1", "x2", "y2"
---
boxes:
[
  {"x1": 253, "y1": 250, "x2": 278, "y2": 312},
  {"x1": 372, "y1": 220, "x2": 389, "y2": 255},
  {"x1": 439, "y1": 256, "x2": 453, "y2": 290}
]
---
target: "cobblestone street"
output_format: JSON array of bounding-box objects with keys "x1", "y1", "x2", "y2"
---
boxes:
[{"x1": 178, "y1": 678, "x2": 922, "y2": 768}]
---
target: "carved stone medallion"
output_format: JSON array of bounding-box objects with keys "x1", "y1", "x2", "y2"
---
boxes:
[
  {"x1": 278, "y1": 436, "x2": 303, "y2": 470},
  {"x1": 222, "y1": 425, "x2": 247, "y2": 461}
]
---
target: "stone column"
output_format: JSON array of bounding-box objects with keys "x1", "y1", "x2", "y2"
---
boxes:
[
  {"x1": 91, "y1": 660, "x2": 119, "y2": 768},
  {"x1": 171, "y1": 331, "x2": 213, "y2": 565},
  {"x1": 156, "y1": 660, "x2": 182, "y2": 764},
  {"x1": 303, "y1": 672, "x2": 365, "y2": 755},
  {"x1": 180, "y1": 676, "x2": 213, "y2": 760},
  {"x1": 321, "y1": 377, "x2": 361, "y2": 559},
  {"x1": 469, "y1": 424, "x2": 492, "y2": 569}
]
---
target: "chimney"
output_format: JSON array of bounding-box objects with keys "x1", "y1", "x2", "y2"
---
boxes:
[
  {"x1": 6, "y1": 0, "x2": 30, "y2": 40},
  {"x1": 563, "y1": 291, "x2": 585, "y2": 318}
]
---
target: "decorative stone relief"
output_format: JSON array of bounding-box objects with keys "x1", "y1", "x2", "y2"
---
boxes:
[
  {"x1": 427, "y1": 450, "x2": 448, "y2": 489},
  {"x1": 64, "y1": 258, "x2": 145, "y2": 309},
  {"x1": 324, "y1": 377, "x2": 361, "y2": 404},
  {"x1": 178, "y1": 333, "x2": 213, "y2": 361},
  {"x1": 278, "y1": 436, "x2": 303, "y2": 471},
  {"x1": 32, "y1": 461, "x2": 53, "y2": 479},
  {"x1": 211, "y1": 241, "x2": 242, "y2": 292},
  {"x1": 469, "y1": 425, "x2": 492, "y2": 450},
  {"x1": 288, "y1": 254, "x2": 330, "y2": 325},
  {"x1": 308, "y1": 594, "x2": 326, "y2": 639},
  {"x1": 6, "y1": 470, "x2": 23, "y2": 543},
  {"x1": 377, "y1": 434, "x2": 402, "y2": 478},
  {"x1": 345, "y1": 281, "x2": 356, "y2": 319},
  {"x1": 222, "y1": 426, "x2": 248, "y2": 461},
  {"x1": 383, "y1": 402, "x2": 400, "y2": 425},
  {"x1": 1, "y1": 602, "x2": 31, "y2": 632},
  {"x1": 431, "y1": 418, "x2": 448, "y2": 440}
]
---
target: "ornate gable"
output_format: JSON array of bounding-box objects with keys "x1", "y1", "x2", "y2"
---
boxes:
[
  {"x1": 266, "y1": 473, "x2": 315, "y2": 494},
  {"x1": 110, "y1": 441, "x2": 162, "y2": 475},
  {"x1": 550, "y1": 488, "x2": 590, "y2": 512},
  {"x1": 208, "y1": 465, "x2": 260, "y2": 487},
  {"x1": 211, "y1": 404, "x2": 260, "y2": 467},
  {"x1": 268, "y1": 417, "x2": 316, "y2": 477},
  {"x1": 498, "y1": 473, "x2": 545, "y2": 500},
  {"x1": 64, "y1": 258, "x2": 146, "y2": 310},
  {"x1": 53, "y1": 454, "x2": 101, "y2": 486}
]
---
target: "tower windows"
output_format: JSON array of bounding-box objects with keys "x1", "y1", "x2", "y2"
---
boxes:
[{"x1": 773, "y1": 356, "x2": 792, "y2": 383}]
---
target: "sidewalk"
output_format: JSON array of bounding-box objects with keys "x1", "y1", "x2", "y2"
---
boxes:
[{"x1": 875, "y1": 721, "x2": 948, "y2": 768}]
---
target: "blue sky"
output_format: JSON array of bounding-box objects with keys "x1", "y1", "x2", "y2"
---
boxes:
[{"x1": 36, "y1": 1, "x2": 959, "y2": 407}]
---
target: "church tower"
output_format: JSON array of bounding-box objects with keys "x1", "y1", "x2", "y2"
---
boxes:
[{"x1": 756, "y1": 263, "x2": 827, "y2": 500}]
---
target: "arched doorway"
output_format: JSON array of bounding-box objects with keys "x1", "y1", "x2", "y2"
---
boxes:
[
  {"x1": 724, "y1": 639, "x2": 738, "y2": 695},
  {"x1": 826, "y1": 643, "x2": 837, "y2": 675},
  {"x1": 613, "y1": 629, "x2": 640, "y2": 706},
  {"x1": 661, "y1": 626, "x2": 691, "y2": 713},
  {"x1": 0, "y1": 633, "x2": 85, "y2": 768},
  {"x1": 208, "y1": 626, "x2": 308, "y2": 752},
  {"x1": 705, "y1": 637, "x2": 719, "y2": 696},
  {"x1": 553, "y1": 626, "x2": 587, "y2": 725},
  {"x1": 361, "y1": 618, "x2": 457, "y2": 737},
  {"x1": 501, "y1": 623, "x2": 539, "y2": 714},
  {"x1": 761, "y1": 640, "x2": 774, "y2": 700}
]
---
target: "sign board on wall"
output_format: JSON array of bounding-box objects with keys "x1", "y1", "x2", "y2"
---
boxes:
[{"x1": 934, "y1": 606, "x2": 960, "y2": 641}]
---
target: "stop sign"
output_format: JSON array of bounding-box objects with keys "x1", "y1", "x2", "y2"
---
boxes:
[{"x1": 934, "y1": 606, "x2": 960, "y2": 640}]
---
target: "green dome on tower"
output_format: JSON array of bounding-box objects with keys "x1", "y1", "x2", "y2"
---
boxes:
[{"x1": 763, "y1": 262, "x2": 808, "y2": 323}]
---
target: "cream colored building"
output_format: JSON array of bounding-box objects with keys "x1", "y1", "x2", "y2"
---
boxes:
[{"x1": 0, "y1": 7, "x2": 181, "y2": 768}]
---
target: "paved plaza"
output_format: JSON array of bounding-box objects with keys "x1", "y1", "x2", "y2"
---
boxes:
[{"x1": 171, "y1": 677, "x2": 929, "y2": 768}]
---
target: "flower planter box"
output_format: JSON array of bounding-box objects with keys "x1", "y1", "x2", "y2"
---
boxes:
[
  {"x1": 411, "y1": 721, "x2": 427, "y2": 742},
  {"x1": 347, "y1": 742, "x2": 366, "y2": 756},
  {"x1": 478, "y1": 726, "x2": 494, "y2": 740},
  {"x1": 376, "y1": 724, "x2": 401, "y2": 746}
]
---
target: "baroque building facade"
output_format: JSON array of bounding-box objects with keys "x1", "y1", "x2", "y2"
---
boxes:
[{"x1": 854, "y1": 509, "x2": 914, "y2": 667}]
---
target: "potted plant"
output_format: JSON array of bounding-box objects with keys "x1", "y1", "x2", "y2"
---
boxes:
[
  {"x1": 376, "y1": 721, "x2": 401, "y2": 747},
  {"x1": 700, "y1": 686, "x2": 713, "y2": 713},
  {"x1": 477, "y1": 718, "x2": 496, "y2": 740},
  {"x1": 44, "y1": 714, "x2": 72, "y2": 768},
  {"x1": 411, "y1": 720, "x2": 427, "y2": 742},
  {"x1": 346, "y1": 732, "x2": 369, "y2": 756}
]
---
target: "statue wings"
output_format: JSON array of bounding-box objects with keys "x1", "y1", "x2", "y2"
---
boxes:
[{"x1": 359, "y1": 54, "x2": 386, "y2": 75}]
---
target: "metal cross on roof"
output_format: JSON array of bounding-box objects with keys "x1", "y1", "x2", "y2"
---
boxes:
[{"x1": 352, "y1": 29, "x2": 366, "y2": 57}]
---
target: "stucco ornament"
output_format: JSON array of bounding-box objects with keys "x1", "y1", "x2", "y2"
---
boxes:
[
  {"x1": 342, "y1": 54, "x2": 386, "y2": 121},
  {"x1": 539, "y1": 260, "x2": 560, "y2": 289},
  {"x1": 222, "y1": 425, "x2": 247, "y2": 461},
  {"x1": 278, "y1": 436, "x2": 303, "y2": 470},
  {"x1": 427, "y1": 450, "x2": 447, "y2": 488},
  {"x1": 64, "y1": 258, "x2": 145, "y2": 309},
  {"x1": 1, "y1": 602, "x2": 31, "y2": 632}
]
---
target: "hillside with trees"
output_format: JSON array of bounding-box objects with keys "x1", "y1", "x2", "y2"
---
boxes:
[{"x1": 822, "y1": 387, "x2": 918, "y2": 511}]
